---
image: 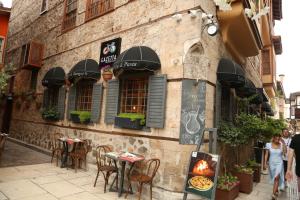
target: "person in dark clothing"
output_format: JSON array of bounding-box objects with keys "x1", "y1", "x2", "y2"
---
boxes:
[{"x1": 286, "y1": 133, "x2": 300, "y2": 192}]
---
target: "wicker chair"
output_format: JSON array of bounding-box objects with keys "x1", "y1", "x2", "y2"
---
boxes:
[
  {"x1": 50, "y1": 133, "x2": 64, "y2": 166},
  {"x1": 69, "y1": 139, "x2": 92, "y2": 172},
  {"x1": 125, "y1": 158, "x2": 160, "y2": 200},
  {"x1": 94, "y1": 145, "x2": 119, "y2": 193}
]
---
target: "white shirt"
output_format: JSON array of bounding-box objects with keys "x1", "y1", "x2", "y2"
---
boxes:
[{"x1": 282, "y1": 137, "x2": 291, "y2": 161}]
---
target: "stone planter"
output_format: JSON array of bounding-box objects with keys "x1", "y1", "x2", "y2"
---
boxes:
[
  {"x1": 234, "y1": 172, "x2": 253, "y2": 194},
  {"x1": 114, "y1": 116, "x2": 143, "y2": 130},
  {"x1": 216, "y1": 182, "x2": 240, "y2": 200}
]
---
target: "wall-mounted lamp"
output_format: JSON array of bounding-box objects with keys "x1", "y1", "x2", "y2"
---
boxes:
[
  {"x1": 172, "y1": 13, "x2": 183, "y2": 22},
  {"x1": 202, "y1": 13, "x2": 219, "y2": 36}
]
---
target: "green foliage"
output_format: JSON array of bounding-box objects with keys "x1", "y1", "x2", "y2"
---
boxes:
[
  {"x1": 260, "y1": 117, "x2": 287, "y2": 142},
  {"x1": 70, "y1": 111, "x2": 91, "y2": 123},
  {"x1": 217, "y1": 173, "x2": 239, "y2": 191},
  {"x1": 234, "y1": 164, "x2": 254, "y2": 174},
  {"x1": 236, "y1": 94, "x2": 258, "y2": 114},
  {"x1": 42, "y1": 107, "x2": 59, "y2": 121},
  {"x1": 117, "y1": 113, "x2": 146, "y2": 125},
  {"x1": 235, "y1": 113, "x2": 265, "y2": 138},
  {"x1": 246, "y1": 159, "x2": 261, "y2": 168},
  {"x1": 218, "y1": 121, "x2": 247, "y2": 147},
  {"x1": 0, "y1": 68, "x2": 10, "y2": 94}
]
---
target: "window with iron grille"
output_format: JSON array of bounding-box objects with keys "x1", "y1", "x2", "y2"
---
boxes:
[
  {"x1": 76, "y1": 80, "x2": 93, "y2": 111},
  {"x1": 262, "y1": 49, "x2": 271, "y2": 75},
  {"x1": 48, "y1": 87, "x2": 59, "y2": 108},
  {"x1": 62, "y1": 0, "x2": 78, "y2": 31},
  {"x1": 120, "y1": 78, "x2": 148, "y2": 115},
  {"x1": 85, "y1": 0, "x2": 114, "y2": 21},
  {"x1": 41, "y1": 0, "x2": 48, "y2": 13}
]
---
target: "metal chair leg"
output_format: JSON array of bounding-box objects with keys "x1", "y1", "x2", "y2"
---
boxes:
[{"x1": 94, "y1": 170, "x2": 100, "y2": 187}]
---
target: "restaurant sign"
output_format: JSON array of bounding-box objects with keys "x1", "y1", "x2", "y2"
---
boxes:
[
  {"x1": 99, "y1": 37, "x2": 122, "y2": 69},
  {"x1": 184, "y1": 151, "x2": 220, "y2": 200}
]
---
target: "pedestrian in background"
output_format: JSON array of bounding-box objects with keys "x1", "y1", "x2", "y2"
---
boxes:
[
  {"x1": 264, "y1": 134, "x2": 287, "y2": 199},
  {"x1": 282, "y1": 128, "x2": 291, "y2": 184}
]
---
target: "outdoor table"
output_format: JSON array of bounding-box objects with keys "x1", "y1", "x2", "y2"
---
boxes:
[
  {"x1": 58, "y1": 137, "x2": 83, "y2": 168},
  {"x1": 105, "y1": 151, "x2": 145, "y2": 197}
]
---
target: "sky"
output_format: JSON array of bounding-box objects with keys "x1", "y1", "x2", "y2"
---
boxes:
[{"x1": 1, "y1": 0, "x2": 298, "y2": 96}]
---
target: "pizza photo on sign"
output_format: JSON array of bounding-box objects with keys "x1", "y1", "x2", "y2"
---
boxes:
[{"x1": 184, "y1": 152, "x2": 220, "y2": 199}]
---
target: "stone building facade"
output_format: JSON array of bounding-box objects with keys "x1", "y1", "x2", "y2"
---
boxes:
[{"x1": 3, "y1": 0, "x2": 278, "y2": 198}]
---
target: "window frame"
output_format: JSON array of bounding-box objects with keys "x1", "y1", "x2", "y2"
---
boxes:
[
  {"x1": 75, "y1": 79, "x2": 94, "y2": 112},
  {"x1": 62, "y1": 0, "x2": 78, "y2": 32},
  {"x1": 40, "y1": 0, "x2": 48, "y2": 14},
  {"x1": 85, "y1": 0, "x2": 114, "y2": 22},
  {"x1": 47, "y1": 87, "x2": 60, "y2": 109},
  {"x1": 0, "y1": 37, "x2": 5, "y2": 64},
  {"x1": 30, "y1": 69, "x2": 39, "y2": 92}
]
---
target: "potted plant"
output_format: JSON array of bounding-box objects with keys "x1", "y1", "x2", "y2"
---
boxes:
[
  {"x1": 102, "y1": 68, "x2": 113, "y2": 81},
  {"x1": 247, "y1": 159, "x2": 261, "y2": 183},
  {"x1": 70, "y1": 111, "x2": 91, "y2": 124},
  {"x1": 114, "y1": 113, "x2": 145, "y2": 130},
  {"x1": 216, "y1": 173, "x2": 240, "y2": 200},
  {"x1": 233, "y1": 165, "x2": 253, "y2": 194},
  {"x1": 42, "y1": 107, "x2": 59, "y2": 121}
]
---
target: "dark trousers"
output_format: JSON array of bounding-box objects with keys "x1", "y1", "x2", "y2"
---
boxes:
[{"x1": 283, "y1": 160, "x2": 288, "y2": 177}]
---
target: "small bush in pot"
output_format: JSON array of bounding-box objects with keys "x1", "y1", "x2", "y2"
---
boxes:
[
  {"x1": 216, "y1": 173, "x2": 240, "y2": 200},
  {"x1": 115, "y1": 113, "x2": 145, "y2": 130},
  {"x1": 70, "y1": 111, "x2": 91, "y2": 124},
  {"x1": 42, "y1": 107, "x2": 59, "y2": 121},
  {"x1": 234, "y1": 165, "x2": 254, "y2": 194},
  {"x1": 247, "y1": 159, "x2": 261, "y2": 183}
]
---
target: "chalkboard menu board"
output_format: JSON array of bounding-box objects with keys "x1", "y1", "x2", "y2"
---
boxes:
[
  {"x1": 180, "y1": 80, "x2": 206, "y2": 144},
  {"x1": 184, "y1": 151, "x2": 220, "y2": 199}
]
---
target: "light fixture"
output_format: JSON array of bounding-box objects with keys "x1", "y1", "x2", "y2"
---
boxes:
[
  {"x1": 172, "y1": 13, "x2": 183, "y2": 22},
  {"x1": 188, "y1": 9, "x2": 200, "y2": 18},
  {"x1": 202, "y1": 13, "x2": 219, "y2": 36}
]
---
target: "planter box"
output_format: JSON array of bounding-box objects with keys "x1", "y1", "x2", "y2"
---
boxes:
[
  {"x1": 70, "y1": 113, "x2": 90, "y2": 124},
  {"x1": 114, "y1": 116, "x2": 143, "y2": 130},
  {"x1": 43, "y1": 115, "x2": 59, "y2": 121},
  {"x1": 234, "y1": 172, "x2": 253, "y2": 194},
  {"x1": 216, "y1": 183, "x2": 240, "y2": 200},
  {"x1": 253, "y1": 166, "x2": 261, "y2": 183}
]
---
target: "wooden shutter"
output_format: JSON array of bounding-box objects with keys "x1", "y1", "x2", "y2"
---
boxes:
[
  {"x1": 104, "y1": 79, "x2": 119, "y2": 124},
  {"x1": 67, "y1": 86, "x2": 77, "y2": 120},
  {"x1": 43, "y1": 88, "x2": 49, "y2": 109},
  {"x1": 28, "y1": 41, "x2": 43, "y2": 67},
  {"x1": 91, "y1": 83, "x2": 103, "y2": 123},
  {"x1": 146, "y1": 75, "x2": 167, "y2": 128},
  {"x1": 57, "y1": 87, "x2": 66, "y2": 120}
]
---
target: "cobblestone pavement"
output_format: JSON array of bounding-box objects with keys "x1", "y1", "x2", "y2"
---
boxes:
[{"x1": 0, "y1": 141, "x2": 290, "y2": 200}]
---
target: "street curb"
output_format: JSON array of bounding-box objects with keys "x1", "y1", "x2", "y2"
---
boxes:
[{"x1": 7, "y1": 137, "x2": 52, "y2": 156}]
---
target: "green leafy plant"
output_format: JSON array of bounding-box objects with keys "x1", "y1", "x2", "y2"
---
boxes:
[
  {"x1": 235, "y1": 113, "x2": 265, "y2": 138},
  {"x1": 70, "y1": 111, "x2": 91, "y2": 123},
  {"x1": 234, "y1": 165, "x2": 253, "y2": 174},
  {"x1": 217, "y1": 173, "x2": 239, "y2": 191},
  {"x1": 117, "y1": 113, "x2": 145, "y2": 125},
  {"x1": 246, "y1": 159, "x2": 260, "y2": 168},
  {"x1": 260, "y1": 117, "x2": 287, "y2": 142},
  {"x1": 0, "y1": 68, "x2": 10, "y2": 94},
  {"x1": 218, "y1": 121, "x2": 247, "y2": 147},
  {"x1": 42, "y1": 107, "x2": 59, "y2": 120}
]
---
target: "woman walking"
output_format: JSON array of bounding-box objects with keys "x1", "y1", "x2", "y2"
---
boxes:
[{"x1": 264, "y1": 134, "x2": 287, "y2": 199}]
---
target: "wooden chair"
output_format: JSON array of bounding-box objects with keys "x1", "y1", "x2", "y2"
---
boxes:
[
  {"x1": 50, "y1": 133, "x2": 64, "y2": 166},
  {"x1": 125, "y1": 158, "x2": 160, "y2": 200},
  {"x1": 93, "y1": 145, "x2": 118, "y2": 193},
  {"x1": 69, "y1": 139, "x2": 92, "y2": 172}
]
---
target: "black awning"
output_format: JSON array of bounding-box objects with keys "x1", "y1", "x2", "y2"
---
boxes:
[
  {"x1": 42, "y1": 67, "x2": 66, "y2": 87},
  {"x1": 217, "y1": 58, "x2": 245, "y2": 88},
  {"x1": 112, "y1": 46, "x2": 161, "y2": 74},
  {"x1": 262, "y1": 102, "x2": 272, "y2": 113},
  {"x1": 257, "y1": 88, "x2": 269, "y2": 102},
  {"x1": 236, "y1": 78, "x2": 257, "y2": 98},
  {"x1": 68, "y1": 59, "x2": 100, "y2": 82}
]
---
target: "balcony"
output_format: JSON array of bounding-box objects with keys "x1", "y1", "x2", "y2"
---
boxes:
[
  {"x1": 19, "y1": 41, "x2": 44, "y2": 70},
  {"x1": 217, "y1": 0, "x2": 263, "y2": 64},
  {"x1": 273, "y1": 36, "x2": 282, "y2": 55}
]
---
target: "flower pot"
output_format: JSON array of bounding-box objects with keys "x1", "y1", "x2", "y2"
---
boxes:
[
  {"x1": 114, "y1": 116, "x2": 143, "y2": 130},
  {"x1": 252, "y1": 165, "x2": 261, "y2": 183},
  {"x1": 102, "y1": 71, "x2": 113, "y2": 81},
  {"x1": 233, "y1": 172, "x2": 253, "y2": 194},
  {"x1": 70, "y1": 113, "x2": 81, "y2": 123},
  {"x1": 216, "y1": 182, "x2": 240, "y2": 200}
]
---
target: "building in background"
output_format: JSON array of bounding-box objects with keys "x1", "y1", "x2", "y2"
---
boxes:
[
  {"x1": 2, "y1": 0, "x2": 283, "y2": 197},
  {"x1": 0, "y1": 2, "x2": 10, "y2": 69},
  {"x1": 289, "y1": 92, "x2": 300, "y2": 133}
]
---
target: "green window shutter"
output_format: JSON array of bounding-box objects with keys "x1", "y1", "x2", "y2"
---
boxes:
[
  {"x1": 104, "y1": 79, "x2": 119, "y2": 124},
  {"x1": 67, "y1": 86, "x2": 77, "y2": 120},
  {"x1": 146, "y1": 74, "x2": 167, "y2": 128},
  {"x1": 57, "y1": 87, "x2": 66, "y2": 120},
  {"x1": 91, "y1": 83, "x2": 103, "y2": 123},
  {"x1": 43, "y1": 88, "x2": 49, "y2": 109}
]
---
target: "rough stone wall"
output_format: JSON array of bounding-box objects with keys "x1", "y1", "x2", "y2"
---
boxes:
[{"x1": 6, "y1": 0, "x2": 262, "y2": 197}]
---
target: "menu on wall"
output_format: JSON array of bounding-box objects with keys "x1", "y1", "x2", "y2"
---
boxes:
[
  {"x1": 179, "y1": 79, "x2": 206, "y2": 144},
  {"x1": 184, "y1": 151, "x2": 220, "y2": 200},
  {"x1": 99, "y1": 37, "x2": 122, "y2": 69}
]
